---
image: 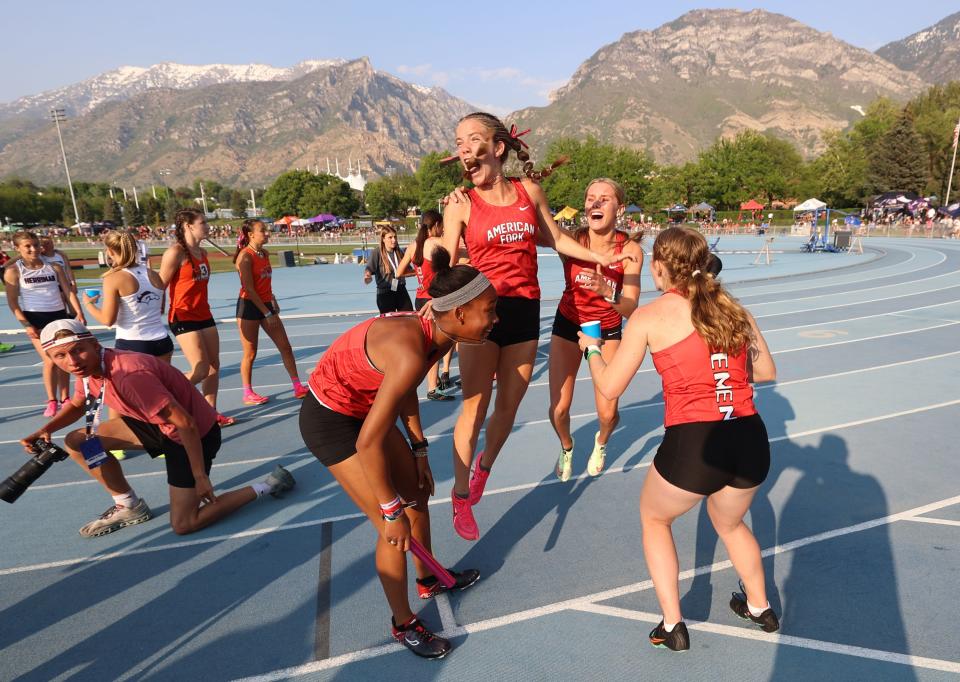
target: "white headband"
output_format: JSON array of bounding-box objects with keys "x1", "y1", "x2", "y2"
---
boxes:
[{"x1": 431, "y1": 273, "x2": 492, "y2": 312}]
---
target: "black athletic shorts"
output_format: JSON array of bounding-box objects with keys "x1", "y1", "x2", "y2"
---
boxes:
[
  {"x1": 551, "y1": 310, "x2": 622, "y2": 343},
  {"x1": 120, "y1": 417, "x2": 221, "y2": 488},
  {"x1": 299, "y1": 391, "x2": 362, "y2": 467},
  {"x1": 487, "y1": 297, "x2": 541, "y2": 347},
  {"x1": 169, "y1": 317, "x2": 217, "y2": 336},
  {"x1": 115, "y1": 336, "x2": 174, "y2": 356},
  {"x1": 653, "y1": 414, "x2": 770, "y2": 496},
  {"x1": 376, "y1": 289, "x2": 414, "y2": 315},
  {"x1": 24, "y1": 309, "x2": 71, "y2": 331},
  {"x1": 235, "y1": 298, "x2": 277, "y2": 321}
]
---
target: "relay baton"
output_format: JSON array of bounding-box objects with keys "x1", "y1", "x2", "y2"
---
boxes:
[{"x1": 409, "y1": 538, "x2": 456, "y2": 588}]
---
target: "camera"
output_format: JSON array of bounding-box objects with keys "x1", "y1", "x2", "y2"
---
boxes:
[{"x1": 0, "y1": 439, "x2": 70, "y2": 504}]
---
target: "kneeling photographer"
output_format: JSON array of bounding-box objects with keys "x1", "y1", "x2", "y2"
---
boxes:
[{"x1": 18, "y1": 320, "x2": 296, "y2": 538}]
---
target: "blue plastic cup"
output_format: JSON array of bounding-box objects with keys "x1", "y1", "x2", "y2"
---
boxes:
[
  {"x1": 85, "y1": 288, "x2": 101, "y2": 299},
  {"x1": 580, "y1": 320, "x2": 602, "y2": 339}
]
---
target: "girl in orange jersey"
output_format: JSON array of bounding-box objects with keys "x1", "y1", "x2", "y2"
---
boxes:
[
  {"x1": 233, "y1": 219, "x2": 307, "y2": 405},
  {"x1": 159, "y1": 208, "x2": 234, "y2": 427}
]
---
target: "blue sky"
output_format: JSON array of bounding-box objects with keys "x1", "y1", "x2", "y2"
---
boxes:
[{"x1": 2, "y1": 1, "x2": 956, "y2": 113}]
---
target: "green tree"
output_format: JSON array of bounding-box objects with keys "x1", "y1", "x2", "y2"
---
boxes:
[
  {"x1": 365, "y1": 174, "x2": 420, "y2": 218},
  {"x1": 415, "y1": 151, "x2": 462, "y2": 211},
  {"x1": 690, "y1": 131, "x2": 803, "y2": 209},
  {"x1": 123, "y1": 200, "x2": 144, "y2": 226},
  {"x1": 228, "y1": 190, "x2": 249, "y2": 218},
  {"x1": 140, "y1": 196, "x2": 163, "y2": 225},
  {"x1": 868, "y1": 110, "x2": 928, "y2": 194},
  {"x1": 539, "y1": 137, "x2": 656, "y2": 210},
  {"x1": 102, "y1": 198, "x2": 121, "y2": 224},
  {"x1": 263, "y1": 171, "x2": 359, "y2": 218},
  {"x1": 906, "y1": 82, "x2": 960, "y2": 197}
]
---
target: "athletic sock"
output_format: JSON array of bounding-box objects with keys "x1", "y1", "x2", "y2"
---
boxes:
[
  {"x1": 663, "y1": 621, "x2": 677, "y2": 633},
  {"x1": 748, "y1": 600, "x2": 769, "y2": 617},
  {"x1": 291, "y1": 377, "x2": 304, "y2": 389},
  {"x1": 112, "y1": 491, "x2": 139, "y2": 509},
  {"x1": 251, "y1": 481, "x2": 273, "y2": 498}
]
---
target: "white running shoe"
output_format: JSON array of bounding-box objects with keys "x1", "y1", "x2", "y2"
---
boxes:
[
  {"x1": 555, "y1": 440, "x2": 574, "y2": 482},
  {"x1": 587, "y1": 432, "x2": 607, "y2": 477},
  {"x1": 264, "y1": 465, "x2": 296, "y2": 497},
  {"x1": 79, "y1": 499, "x2": 152, "y2": 537}
]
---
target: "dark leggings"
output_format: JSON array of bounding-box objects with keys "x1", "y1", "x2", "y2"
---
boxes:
[{"x1": 375, "y1": 289, "x2": 413, "y2": 314}]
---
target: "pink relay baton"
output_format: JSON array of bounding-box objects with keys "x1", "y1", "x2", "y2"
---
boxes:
[{"x1": 409, "y1": 538, "x2": 456, "y2": 588}]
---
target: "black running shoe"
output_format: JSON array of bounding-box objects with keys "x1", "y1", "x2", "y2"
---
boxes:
[
  {"x1": 417, "y1": 568, "x2": 481, "y2": 599},
  {"x1": 391, "y1": 616, "x2": 452, "y2": 659},
  {"x1": 729, "y1": 586, "x2": 780, "y2": 633},
  {"x1": 427, "y1": 389, "x2": 454, "y2": 401},
  {"x1": 648, "y1": 620, "x2": 690, "y2": 651}
]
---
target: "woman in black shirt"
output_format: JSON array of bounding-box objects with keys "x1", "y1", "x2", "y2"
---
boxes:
[{"x1": 363, "y1": 226, "x2": 414, "y2": 314}]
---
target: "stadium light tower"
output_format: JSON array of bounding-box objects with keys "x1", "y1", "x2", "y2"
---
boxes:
[{"x1": 50, "y1": 108, "x2": 80, "y2": 227}]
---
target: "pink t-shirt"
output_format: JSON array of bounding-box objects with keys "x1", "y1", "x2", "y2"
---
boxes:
[{"x1": 72, "y1": 349, "x2": 216, "y2": 443}]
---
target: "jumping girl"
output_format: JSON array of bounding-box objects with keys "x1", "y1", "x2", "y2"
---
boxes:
[
  {"x1": 440, "y1": 112, "x2": 635, "y2": 540},
  {"x1": 233, "y1": 219, "x2": 307, "y2": 404},
  {"x1": 159, "y1": 208, "x2": 233, "y2": 427},
  {"x1": 4, "y1": 231, "x2": 84, "y2": 416},
  {"x1": 579, "y1": 226, "x2": 779, "y2": 651},
  {"x1": 395, "y1": 209, "x2": 455, "y2": 401},
  {"x1": 299, "y1": 247, "x2": 494, "y2": 658},
  {"x1": 363, "y1": 225, "x2": 414, "y2": 314},
  {"x1": 549, "y1": 179, "x2": 643, "y2": 481}
]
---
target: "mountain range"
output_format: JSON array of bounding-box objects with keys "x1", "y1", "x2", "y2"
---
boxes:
[{"x1": 1, "y1": 8, "x2": 958, "y2": 186}]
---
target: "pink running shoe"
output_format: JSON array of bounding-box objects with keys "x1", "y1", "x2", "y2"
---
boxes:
[
  {"x1": 243, "y1": 391, "x2": 269, "y2": 405},
  {"x1": 216, "y1": 413, "x2": 236, "y2": 427},
  {"x1": 293, "y1": 384, "x2": 309, "y2": 399},
  {"x1": 43, "y1": 400, "x2": 58, "y2": 418},
  {"x1": 452, "y1": 492, "x2": 479, "y2": 541},
  {"x1": 468, "y1": 458, "x2": 490, "y2": 505}
]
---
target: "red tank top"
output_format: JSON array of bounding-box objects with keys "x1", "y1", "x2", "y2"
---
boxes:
[
  {"x1": 414, "y1": 257, "x2": 435, "y2": 300},
  {"x1": 239, "y1": 247, "x2": 273, "y2": 302},
  {"x1": 557, "y1": 231, "x2": 627, "y2": 329},
  {"x1": 652, "y1": 313, "x2": 757, "y2": 427},
  {"x1": 464, "y1": 178, "x2": 540, "y2": 299},
  {"x1": 309, "y1": 313, "x2": 437, "y2": 419},
  {"x1": 168, "y1": 250, "x2": 211, "y2": 322}
]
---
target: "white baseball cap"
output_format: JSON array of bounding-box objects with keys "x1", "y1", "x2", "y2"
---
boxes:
[{"x1": 39, "y1": 319, "x2": 94, "y2": 350}]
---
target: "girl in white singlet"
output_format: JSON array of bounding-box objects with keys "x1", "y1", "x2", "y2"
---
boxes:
[
  {"x1": 3, "y1": 231, "x2": 84, "y2": 416},
  {"x1": 83, "y1": 230, "x2": 173, "y2": 362}
]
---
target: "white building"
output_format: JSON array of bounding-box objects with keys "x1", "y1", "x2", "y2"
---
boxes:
[{"x1": 325, "y1": 158, "x2": 367, "y2": 192}]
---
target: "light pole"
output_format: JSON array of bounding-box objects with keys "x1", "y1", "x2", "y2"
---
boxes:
[{"x1": 50, "y1": 108, "x2": 80, "y2": 227}]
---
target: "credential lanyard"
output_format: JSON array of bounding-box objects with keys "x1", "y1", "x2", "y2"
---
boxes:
[{"x1": 82, "y1": 350, "x2": 107, "y2": 439}]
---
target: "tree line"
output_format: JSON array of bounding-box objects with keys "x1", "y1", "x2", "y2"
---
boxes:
[{"x1": 3, "y1": 81, "x2": 958, "y2": 224}]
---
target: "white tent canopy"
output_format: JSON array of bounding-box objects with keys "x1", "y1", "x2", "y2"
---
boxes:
[{"x1": 794, "y1": 198, "x2": 827, "y2": 212}]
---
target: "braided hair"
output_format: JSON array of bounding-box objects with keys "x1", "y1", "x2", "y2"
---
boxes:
[
  {"x1": 174, "y1": 208, "x2": 204, "y2": 277},
  {"x1": 458, "y1": 112, "x2": 568, "y2": 182}
]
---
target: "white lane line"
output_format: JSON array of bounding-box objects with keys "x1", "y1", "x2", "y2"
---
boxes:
[
  {"x1": 5, "y1": 348, "x2": 960, "y2": 451},
  {"x1": 754, "y1": 284, "x2": 960, "y2": 319},
  {"x1": 0, "y1": 463, "x2": 650, "y2": 576},
  {"x1": 773, "y1": 320, "x2": 960, "y2": 353},
  {"x1": 435, "y1": 593, "x2": 457, "y2": 632},
  {"x1": 235, "y1": 491, "x2": 960, "y2": 681},
  {"x1": 8, "y1": 396, "x2": 960, "y2": 575},
  {"x1": 763, "y1": 298, "x2": 960, "y2": 333},
  {"x1": 745, "y1": 260, "x2": 958, "y2": 307},
  {"x1": 903, "y1": 517, "x2": 960, "y2": 528},
  {"x1": 570, "y1": 603, "x2": 960, "y2": 675},
  {"x1": 29, "y1": 452, "x2": 317, "y2": 491}
]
